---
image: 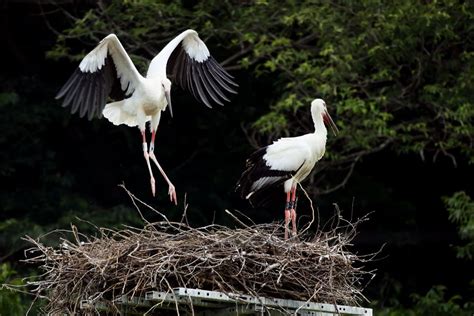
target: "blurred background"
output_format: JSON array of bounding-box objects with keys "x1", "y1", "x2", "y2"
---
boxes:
[{"x1": 0, "y1": 0, "x2": 473, "y2": 314}]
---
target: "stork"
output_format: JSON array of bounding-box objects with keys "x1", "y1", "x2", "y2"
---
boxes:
[
  {"x1": 236, "y1": 99, "x2": 338, "y2": 239},
  {"x1": 56, "y1": 30, "x2": 237, "y2": 204}
]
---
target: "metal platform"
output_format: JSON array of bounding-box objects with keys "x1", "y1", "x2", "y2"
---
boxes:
[{"x1": 81, "y1": 287, "x2": 372, "y2": 315}]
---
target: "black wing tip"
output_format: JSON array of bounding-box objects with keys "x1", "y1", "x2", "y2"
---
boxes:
[
  {"x1": 170, "y1": 47, "x2": 238, "y2": 108},
  {"x1": 229, "y1": 80, "x2": 239, "y2": 88},
  {"x1": 56, "y1": 54, "x2": 124, "y2": 120}
]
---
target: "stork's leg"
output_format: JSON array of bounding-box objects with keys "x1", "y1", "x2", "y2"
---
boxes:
[
  {"x1": 284, "y1": 191, "x2": 291, "y2": 240},
  {"x1": 141, "y1": 130, "x2": 156, "y2": 196},
  {"x1": 290, "y1": 186, "x2": 297, "y2": 237},
  {"x1": 148, "y1": 129, "x2": 177, "y2": 205}
]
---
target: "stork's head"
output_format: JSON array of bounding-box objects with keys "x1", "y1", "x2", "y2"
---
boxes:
[
  {"x1": 161, "y1": 78, "x2": 173, "y2": 117},
  {"x1": 311, "y1": 98, "x2": 339, "y2": 136}
]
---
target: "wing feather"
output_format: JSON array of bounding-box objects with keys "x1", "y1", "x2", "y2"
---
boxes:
[
  {"x1": 56, "y1": 68, "x2": 79, "y2": 100},
  {"x1": 69, "y1": 74, "x2": 86, "y2": 114},
  {"x1": 95, "y1": 73, "x2": 106, "y2": 119},
  {"x1": 61, "y1": 71, "x2": 82, "y2": 108},
  {"x1": 185, "y1": 57, "x2": 198, "y2": 101},
  {"x1": 56, "y1": 34, "x2": 143, "y2": 120},
  {"x1": 205, "y1": 61, "x2": 238, "y2": 94},
  {"x1": 264, "y1": 138, "x2": 311, "y2": 171},
  {"x1": 191, "y1": 62, "x2": 212, "y2": 108},
  {"x1": 208, "y1": 57, "x2": 237, "y2": 84},
  {"x1": 200, "y1": 65, "x2": 230, "y2": 102},
  {"x1": 147, "y1": 29, "x2": 237, "y2": 108},
  {"x1": 196, "y1": 63, "x2": 224, "y2": 106},
  {"x1": 81, "y1": 78, "x2": 94, "y2": 118},
  {"x1": 236, "y1": 138, "x2": 311, "y2": 205}
]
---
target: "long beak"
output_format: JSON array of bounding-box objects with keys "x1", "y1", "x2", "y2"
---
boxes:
[
  {"x1": 165, "y1": 90, "x2": 173, "y2": 118},
  {"x1": 325, "y1": 110, "x2": 339, "y2": 136}
]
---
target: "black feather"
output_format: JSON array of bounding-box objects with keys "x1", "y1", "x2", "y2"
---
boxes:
[
  {"x1": 209, "y1": 57, "x2": 237, "y2": 83},
  {"x1": 166, "y1": 43, "x2": 238, "y2": 108},
  {"x1": 205, "y1": 61, "x2": 237, "y2": 94},
  {"x1": 56, "y1": 53, "x2": 128, "y2": 120},
  {"x1": 62, "y1": 73, "x2": 81, "y2": 108},
  {"x1": 247, "y1": 178, "x2": 290, "y2": 208},
  {"x1": 236, "y1": 146, "x2": 295, "y2": 207},
  {"x1": 191, "y1": 62, "x2": 212, "y2": 108},
  {"x1": 205, "y1": 69, "x2": 230, "y2": 102},
  {"x1": 197, "y1": 62, "x2": 225, "y2": 105}
]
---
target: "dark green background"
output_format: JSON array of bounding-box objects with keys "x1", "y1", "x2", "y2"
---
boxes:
[{"x1": 0, "y1": 1, "x2": 472, "y2": 314}]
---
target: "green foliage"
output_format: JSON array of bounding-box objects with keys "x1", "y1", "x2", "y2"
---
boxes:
[
  {"x1": 378, "y1": 285, "x2": 473, "y2": 315},
  {"x1": 49, "y1": 0, "x2": 474, "y2": 192},
  {"x1": 2, "y1": 1, "x2": 472, "y2": 312},
  {"x1": 444, "y1": 191, "x2": 474, "y2": 259},
  {"x1": 0, "y1": 264, "x2": 26, "y2": 316},
  {"x1": 410, "y1": 285, "x2": 471, "y2": 315},
  {"x1": 0, "y1": 93, "x2": 19, "y2": 109},
  {"x1": 238, "y1": 0, "x2": 474, "y2": 165}
]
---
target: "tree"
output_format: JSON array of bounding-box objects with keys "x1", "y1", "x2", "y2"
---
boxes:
[
  {"x1": 48, "y1": 0, "x2": 474, "y2": 194},
  {"x1": 2, "y1": 0, "x2": 472, "y2": 312},
  {"x1": 0, "y1": 263, "x2": 26, "y2": 316},
  {"x1": 444, "y1": 191, "x2": 474, "y2": 259}
]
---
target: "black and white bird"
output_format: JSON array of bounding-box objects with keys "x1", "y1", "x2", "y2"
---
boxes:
[
  {"x1": 56, "y1": 30, "x2": 238, "y2": 204},
  {"x1": 236, "y1": 99, "x2": 338, "y2": 239}
]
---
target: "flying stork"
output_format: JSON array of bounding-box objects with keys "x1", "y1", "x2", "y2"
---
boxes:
[
  {"x1": 236, "y1": 99, "x2": 338, "y2": 239},
  {"x1": 56, "y1": 30, "x2": 238, "y2": 204}
]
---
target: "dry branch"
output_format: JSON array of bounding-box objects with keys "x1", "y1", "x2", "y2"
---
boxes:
[{"x1": 17, "y1": 196, "x2": 374, "y2": 314}]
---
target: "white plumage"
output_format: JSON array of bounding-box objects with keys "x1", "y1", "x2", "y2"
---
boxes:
[
  {"x1": 237, "y1": 98, "x2": 338, "y2": 239},
  {"x1": 56, "y1": 30, "x2": 237, "y2": 203}
]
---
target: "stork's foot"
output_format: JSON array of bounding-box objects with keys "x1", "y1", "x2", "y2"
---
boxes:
[{"x1": 168, "y1": 183, "x2": 177, "y2": 205}]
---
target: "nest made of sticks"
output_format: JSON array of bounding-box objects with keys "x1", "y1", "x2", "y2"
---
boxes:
[{"x1": 20, "y1": 190, "x2": 375, "y2": 315}]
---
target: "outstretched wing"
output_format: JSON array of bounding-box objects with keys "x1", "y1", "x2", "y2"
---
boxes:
[
  {"x1": 147, "y1": 29, "x2": 238, "y2": 108},
  {"x1": 56, "y1": 34, "x2": 143, "y2": 120}
]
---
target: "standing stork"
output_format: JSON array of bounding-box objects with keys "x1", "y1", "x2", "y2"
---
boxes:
[
  {"x1": 236, "y1": 99, "x2": 338, "y2": 239},
  {"x1": 56, "y1": 30, "x2": 238, "y2": 204}
]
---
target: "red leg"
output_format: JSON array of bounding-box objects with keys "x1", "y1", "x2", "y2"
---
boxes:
[
  {"x1": 141, "y1": 130, "x2": 156, "y2": 196},
  {"x1": 150, "y1": 129, "x2": 156, "y2": 150},
  {"x1": 148, "y1": 129, "x2": 177, "y2": 205},
  {"x1": 290, "y1": 186, "x2": 297, "y2": 237},
  {"x1": 284, "y1": 191, "x2": 291, "y2": 240}
]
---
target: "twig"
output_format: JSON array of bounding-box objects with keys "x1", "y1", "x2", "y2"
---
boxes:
[{"x1": 14, "y1": 191, "x2": 375, "y2": 315}]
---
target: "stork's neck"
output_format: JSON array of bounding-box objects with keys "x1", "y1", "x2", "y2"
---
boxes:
[{"x1": 313, "y1": 115, "x2": 328, "y2": 136}]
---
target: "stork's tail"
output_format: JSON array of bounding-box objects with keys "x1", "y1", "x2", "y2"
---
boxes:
[
  {"x1": 102, "y1": 101, "x2": 138, "y2": 127},
  {"x1": 236, "y1": 146, "x2": 291, "y2": 207}
]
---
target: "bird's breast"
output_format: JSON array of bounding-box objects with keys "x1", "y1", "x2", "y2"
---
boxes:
[
  {"x1": 134, "y1": 83, "x2": 166, "y2": 116},
  {"x1": 142, "y1": 103, "x2": 161, "y2": 116},
  {"x1": 293, "y1": 142, "x2": 325, "y2": 183}
]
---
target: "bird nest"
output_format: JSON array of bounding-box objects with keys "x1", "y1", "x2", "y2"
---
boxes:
[{"x1": 20, "y1": 191, "x2": 374, "y2": 315}]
